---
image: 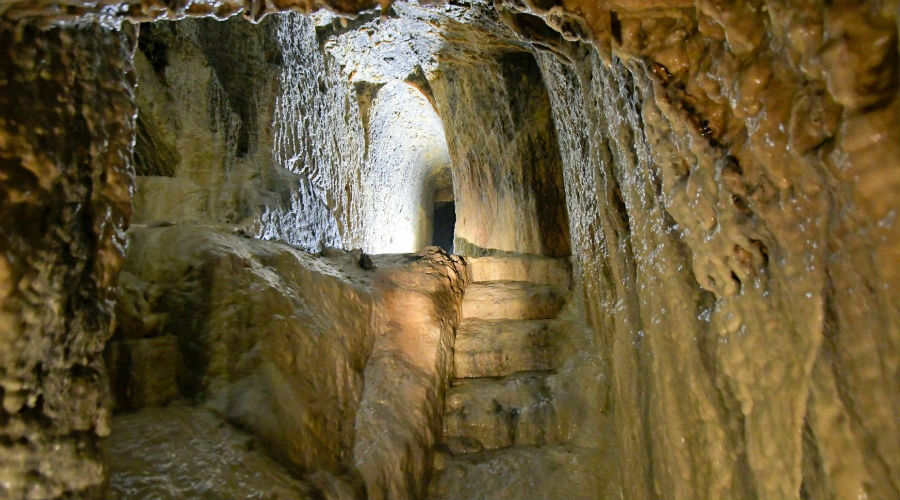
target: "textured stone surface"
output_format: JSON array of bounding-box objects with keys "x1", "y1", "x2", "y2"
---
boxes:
[
  {"x1": 0, "y1": 0, "x2": 381, "y2": 23},
  {"x1": 129, "y1": 18, "x2": 283, "y2": 229},
  {"x1": 130, "y1": 13, "x2": 451, "y2": 255},
  {"x1": 130, "y1": 16, "x2": 355, "y2": 251},
  {"x1": 0, "y1": 20, "x2": 136, "y2": 499},
  {"x1": 431, "y1": 251, "x2": 614, "y2": 499},
  {"x1": 262, "y1": 12, "x2": 366, "y2": 250},
  {"x1": 107, "y1": 223, "x2": 467, "y2": 499},
  {"x1": 105, "y1": 335, "x2": 182, "y2": 410},
  {"x1": 444, "y1": 372, "x2": 565, "y2": 450},
  {"x1": 531, "y1": 6, "x2": 899, "y2": 498},
  {"x1": 107, "y1": 405, "x2": 316, "y2": 500},
  {"x1": 466, "y1": 255, "x2": 571, "y2": 287},
  {"x1": 461, "y1": 281, "x2": 566, "y2": 320},
  {"x1": 430, "y1": 299, "x2": 613, "y2": 499},
  {"x1": 125, "y1": 3, "x2": 575, "y2": 261},
  {"x1": 429, "y1": 444, "x2": 619, "y2": 500},
  {"x1": 115, "y1": 224, "x2": 377, "y2": 474},
  {"x1": 352, "y1": 80, "x2": 451, "y2": 253},
  {"x1": 454, "y1": 319, "x2": 556, "y2": 378},
  {"x1": 0, "y1": 0, "x2": 897, "y2": 499},
  {"x1": 352, "y1": 246, "x2": 468, "y2": 499},
  {"x1": 429, "y1": 45, "x2": 571, "y2": 257}
]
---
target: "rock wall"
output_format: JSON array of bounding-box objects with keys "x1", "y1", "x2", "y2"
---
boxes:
[
  {"x1": 132, "y1": 11, "x2": 446, "y2": 255},
  {"x1": 527, "y1": 1, "x2": 899, "y2": 497},
  {"x1": 132, "y1": 18, "x2": 284, "y2": 230},
  {"x1": 131, "y1": 14, "x2": 364, "y2": 252},
  {"x1": 107, "y1": 223, "x2": 468, "y2": 499},
  {"x1": 429, "y1": 42, "x2": 571, "y2": 257},
  {"x1": 316, "y1": 2, "x2": 574, "y2": 258},
  {"x1": 262, "y1": 12, "x2": 367, "y2": 250},
  {"x1": 0, "y1": 0, "x2": 897, "y2": 499},
  {"x1": 0, "y1": 20, "x2": 137, "y2": 498},
  {"x1": 353, "y1": 247, "x2": 468, "y2": 498},
  {"x1": 131, "y1": 5, "x2": 573, "y2": 259},
  {"x1": 111, "y1": 224, "x2": 378, "y2": 473},
  {"x1": 107, "y1": 405, "x2": 316, "y2": 499}
]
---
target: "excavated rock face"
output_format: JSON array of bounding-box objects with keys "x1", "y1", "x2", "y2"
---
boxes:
[
  {"x1": 130, "y1": 4, "x2": 572, "y2": 258},
  {"x1": 0, "y1": 0, "x2": 897, "y2": 499},
  {"x1": 110, "y1": 224, "x2": 380, "y2": 472},
  {"x1": 430, "y1": 45, "x2": 571, "y2": 257},
  {"x1": 130, "y1": 15, "x2": 360, "y2": 251},
  {"x1": 107, "y1": 405, "x2": 315, "y2": 499},
  {"x1": 105, "y1": 223, "x2": 468, "y2": 498},
  {"x1": 0, "y1": 21, "x2": 136, "y2": 499},
  {"x1": 354, "y1": 80, "x2": 451, "y2": 253},
  {"x1": 130, "y1": 18, "x2": 285, "y2": 230}
]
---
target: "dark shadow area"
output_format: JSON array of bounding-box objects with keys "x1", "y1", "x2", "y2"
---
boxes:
[{"x1": 432, "y1": 201, "x2": 455, "y2": 253}]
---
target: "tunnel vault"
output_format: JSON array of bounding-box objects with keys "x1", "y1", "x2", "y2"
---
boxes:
[{"x1": 356, "y1": 80, "x2": 452, "y2": 253}]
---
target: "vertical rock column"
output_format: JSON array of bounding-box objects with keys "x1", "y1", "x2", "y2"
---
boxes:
[{"x1": 0, "y1": 20, "x2": 136, "y2": 498}]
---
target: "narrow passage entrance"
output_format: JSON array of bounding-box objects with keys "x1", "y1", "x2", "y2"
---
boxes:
[{"x1": 432, "y1": 200, "x2": 455, "y2": 253}]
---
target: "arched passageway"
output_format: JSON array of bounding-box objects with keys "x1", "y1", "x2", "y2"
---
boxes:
[{"x1": 358, "y1": 80, "x2": 453, "y2": 254}]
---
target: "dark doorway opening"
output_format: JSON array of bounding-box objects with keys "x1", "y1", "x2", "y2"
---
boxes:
[{"x1": 432, "y1": 201, "x2": 455, "y2": 253}]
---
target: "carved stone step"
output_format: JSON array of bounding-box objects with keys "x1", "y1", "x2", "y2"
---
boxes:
[
  {"x1": 465, "y1": 255, "x2": 571, "y2": 288},
  {"x1": 461, "y1": 281, "x2": 566, "y2": 320},
  {"x1": 442, "y1": 372, "x2": 565, "y2": 451},
  {"x1": 454, "y1": 319, "x2": 557, "y2": 378},
  {"x1": 429, "y1": 445, "x2": 613, "y2": 500}
]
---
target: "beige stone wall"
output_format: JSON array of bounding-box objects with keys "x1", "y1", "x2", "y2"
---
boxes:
[
  {"x1": 0, "y1": 1, "x2": 896, "y2": 498},
  {"x1": 108, "y1": 224, "x2": 468, "y2": 498}
]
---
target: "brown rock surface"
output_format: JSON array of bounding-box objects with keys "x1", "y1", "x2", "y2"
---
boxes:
[
  {"x1": 105, "y1": 335, "x2": 182, "y2": 410},
  {"x1": 529, "y1": 3, "x2": 899, "y2": 495},
  {"x1": 0, "y1": 20, "x2": 136, "y2": 499},
  {"x1": 106, "y1": 223, "x2": 468, "y2": 499},
  {"x1": 454, "y1": 319, "x2": 556, "y2": 378},
  {"x1": 107, "y1": 404, "x2": 316, "y2": 499}
]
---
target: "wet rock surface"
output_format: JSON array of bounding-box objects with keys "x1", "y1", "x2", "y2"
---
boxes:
[
  {"x1": 431, "y1": 254, "x2": 615, "y2": 499},
  {"x1": 107, "y1": 404, "x2": 315, "y2": 500},
  {"x1": 531, "y1": 4, "x2": 899, "y2": 495},
  {"x1": 129, "y1": 15, "x2": 356, "y2": 251},
  {"x1": 429, "y1": 43, "x2": 571, "y2": 257},
  {"x1": 454, "y1": 319, "x2": 557, "y2": 378},
  {"x1": 0, "y1": 20, "x2": 137, "y2": 499},
  {"x1": 127, "y1": 6, "x2": 572, "y2": 259},
  {"x1": 429, "y1": 444, "x2": 618, "y2": 500},
  {"x1": 106, "y1": 335, "x2": 182, "y2": 410},
  {"x1": 108, "y1": 223, "x2": 378, "y2": 474}
]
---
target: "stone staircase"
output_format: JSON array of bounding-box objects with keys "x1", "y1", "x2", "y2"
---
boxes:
[{"x1": 439, "y1": 255, "x2": 572, "y2": 457}]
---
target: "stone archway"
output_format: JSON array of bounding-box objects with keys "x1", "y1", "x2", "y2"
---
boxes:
[{"x1": 356, "y1": 80, "x2": 453, "y2": 254}]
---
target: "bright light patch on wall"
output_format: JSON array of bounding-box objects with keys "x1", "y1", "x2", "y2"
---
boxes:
[{"x1": 358, "y1": 81, "x2": 452, "y2": 254}]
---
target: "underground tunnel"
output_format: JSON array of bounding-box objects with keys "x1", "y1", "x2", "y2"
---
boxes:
[{"x1": 0, "y1": 1, "x2": 898, "y2": 499}]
